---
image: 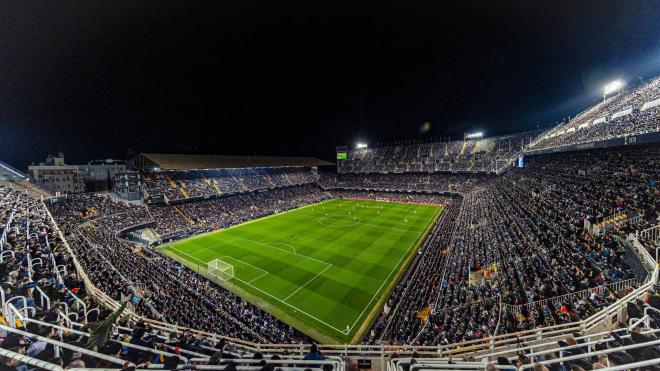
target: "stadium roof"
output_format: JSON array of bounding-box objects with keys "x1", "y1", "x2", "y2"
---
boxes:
[{"x1": 140, "y1": 153, "x2": 333, "y2": 170}]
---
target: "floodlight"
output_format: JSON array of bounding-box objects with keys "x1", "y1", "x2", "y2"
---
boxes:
[
  {"x1": 603, "y1": 80, "x2": 624, "y2": 96},
  {"x1": 356, "y1": 143, "x2": 368, "y2": 149},
  {"x1": 465, "y1": 132, "x2": 484, "y2": 139}
]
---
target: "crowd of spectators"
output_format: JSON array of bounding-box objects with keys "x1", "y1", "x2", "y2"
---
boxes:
[
  {"x1": 143, "y1": 167, "x2": 317, "y2": 202},
  {"x1": 371, "y1": 143, "x2": 657, "y2": 346},
  {"x1": 530, "y1": 76, "x2": 660, "y2": 151},
  {"x1": 337, "y1": 131, "x2": 539, "y2": 174},
  {"x1": 0, "y1": 187, "x2": 331, "y2": 369},
  {"x1": 330, "y1": 190, "x2": 450, "y2": 205},
  {"x1": 149, "y1": 184, "x2": 332, "y2": 239},
  {"x1": 2, "y1": 140, "x2": 657, "y2": 357},
  {"x1": 320, "y1": 172, "x2": 488, "y2": 195},
  {"x1": 47, "y1": 187, "x2": 328, "y2": 344},
  {"x1": 0, "y1": 185, "x2": 105, "y2": 368}
]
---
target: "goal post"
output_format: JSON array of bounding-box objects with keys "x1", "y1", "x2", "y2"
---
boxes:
[{"x1": 207, "y1": 259, "x2": 235, "y2": 281}]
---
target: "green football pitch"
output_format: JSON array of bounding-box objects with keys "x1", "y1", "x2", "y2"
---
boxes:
[{"x1": 161, "y1": 198, "x2": 442, "y2": 343}]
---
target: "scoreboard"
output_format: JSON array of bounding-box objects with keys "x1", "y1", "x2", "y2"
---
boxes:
[{"x1": 336, "y1": 146, "x2": 348, "y2": 160}]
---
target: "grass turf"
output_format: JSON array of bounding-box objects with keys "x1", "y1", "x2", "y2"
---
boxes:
[{"x1": 161, "y1": 198, "x2": 442, "y2": 343}]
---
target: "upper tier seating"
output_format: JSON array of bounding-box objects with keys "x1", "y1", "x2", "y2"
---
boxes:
[
  {"x1": 337, "y1": 131, "x2": 540, "y2": 174},
  {"x1": 529, "y1": 76, "x2": 660, "y2": 151}
]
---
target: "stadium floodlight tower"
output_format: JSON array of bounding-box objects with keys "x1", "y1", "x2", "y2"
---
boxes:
[
  {"x1": 602, "y1": 79, "x2": 624, "y2": 100},
  {"x1": 464, "y1": 131, "x2": 484, "y2": 141}
]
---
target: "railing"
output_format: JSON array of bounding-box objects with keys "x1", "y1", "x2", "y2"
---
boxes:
[
  {"x1": 581, "y1": 233, "x2": 658, "y2": 333},
  {"x1": 505, "y1": 278, "x2": 638, "y2": 315},
  {"x1": 590, "y1": 209, "x2": 627, "y2": 236},
  {"x1": 627, "y1": 232, "x2": 657, "y2": 273},
  {"x1": 34, "y1": 284, "x2": 51, "y2": 310},
  {"x1": 0, "y1": 194, "x2": 19, "y2": 251},
  {"x1": 0, "y1": 323, "x2": 128, "y2": 367},
  {"x1": 494, "y1": 158, "x2": 514, "y2": 175},
  {"x1": 620, "y1": 214, "x2": 643, "y2": 227},
  {"x1": 639, "y1": 223, "x2": 660, "y2": 243},
  {"x1": 0, "y1": 347, "x2": 63, "y2": 371}
]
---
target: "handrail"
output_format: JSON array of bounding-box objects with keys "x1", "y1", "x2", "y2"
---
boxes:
[
  {"x1": 21, "y1": 316, "x2": 191, "y2": 364},
  {"x1": 639, "y1": 223, "x2": 660, "y2": 243},
  {"x1": 485, "y1": 327, "x2": 660, "y2": 359},
  {"x1": 0, "y1": 323, "x2": 128, "y2": 366},
  {"x1": 507, "y1": 278, "x2": 638, "y2": 314},
  {"x1": 410, "y1": 364, "x2": 515, "y2": 371},
  {"x1": 6, "y1": 303, "x2": 27, "y2": 328},
  {"x1": 66, "y1": 289, "x2": 88, "y2": 321},
  {"x1": 4, "y1": 295, "x2": 29, "y2": 317},
  {"x1": 519, "y1": 337, "x2": 660, "y2": 370},
  {"x1": 0, "y1": 249, "x2": 14, "y2": 262},
  {"x1": 68, "y1": 311, "x2": 80, "y2": 322},
  {"x1": 34, "y1": 284, "x2": 51, "y2": 309},
  {"x1": 598, "y1": 358, "x2": 660, "y2": 371},
  {"x1": 0, "y1": 347, "x2": 64, "y2": 371},
  {"x1": 58, "y1": 311, "x2": 74, "y2": 328}
]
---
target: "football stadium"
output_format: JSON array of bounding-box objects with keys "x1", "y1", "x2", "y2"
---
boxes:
[{"x1": 1, "y1": 2, "x2": 660, "y2": 370}]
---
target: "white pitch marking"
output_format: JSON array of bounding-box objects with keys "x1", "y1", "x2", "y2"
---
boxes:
[
  {"x1": 238, "y1": 237, "x2": 331, "y2": 268},
  {"x1": 216, "y1": 255, "x2": 269, "y2": 283},
  {"x1": 248, "y1": 271, "x2": 269, "y2": 283},
  {"x1": 268, "y1": 242, "x2": 297, "y2": 254},
  {"x1": 189, "y1": 238, "x2": 240, "y2": 256},
  {"x1": 289, "y1": 212, "x2": 419, "y2": 233},
  {"x1": 166, "y1": 245, "x2": 347, "y2": 334},
  {"x1": 283, "y1": 264, "x2": 333, "y2": 302},
  {"x1": 344, "y1": 210, "x2": 438, "y2": 335},
  {"x1": 166, "y1": 201, "x2": 440, "y2": 337}
]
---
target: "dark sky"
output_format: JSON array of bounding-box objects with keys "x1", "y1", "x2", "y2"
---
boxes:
[{"x1": 1, "y1": 1, "x2": 659, "y2": 169}]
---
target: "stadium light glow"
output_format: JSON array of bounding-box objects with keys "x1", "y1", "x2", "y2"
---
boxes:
[
  {"x1": 464, "y1": 132, "x2": 484, "y2": 139},
  {"x1": 356, "y1": 142, "x2": 368, "y2": 149},
  {"x1": 603, "y1": 79, "x2": 624, "y2": 96}
]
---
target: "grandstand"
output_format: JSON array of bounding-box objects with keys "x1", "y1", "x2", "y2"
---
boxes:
[
  {"x1": 138, "y1": 153, "x2": 332, "y2": 203},
  {"x1": 0, "y1": 77, "x2": 659, "y2": 369},
  {"x1": 0, "y1": 160, "x2": 27, "y2": 182},
  {"x1": 337, "y1": 131, "x2": 540, "y2": 174},
  {"x1": 528, "y1": 76, "x2": 660, "y2": 153}
]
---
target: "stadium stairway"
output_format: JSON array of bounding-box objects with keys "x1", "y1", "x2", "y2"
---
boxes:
[
  {"x1": 173, "y1": 204, "x2": 195, "y2": 225},
  {"x1": 459, "y1": 141, "x2": 468, "y2": 155},
  {"x1": 165, "y1": 174, "x2": 177, "y2": 188},
  {"x1": 212, "y1": 179, "x2": 223, "y2": 194},
  {"x1": 178, "y1": 182, "x2": 190, "y2": 198}
]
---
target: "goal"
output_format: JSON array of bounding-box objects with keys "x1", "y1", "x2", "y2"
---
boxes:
[{"x1": 207, "y1": 259, "x2": 235, "y2": 281}]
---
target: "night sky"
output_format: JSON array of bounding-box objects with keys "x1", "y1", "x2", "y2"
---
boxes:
[{"x1": 1, "y1": 1, "x2": 659, "y2": 169}]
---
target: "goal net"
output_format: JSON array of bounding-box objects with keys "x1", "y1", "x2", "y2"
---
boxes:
[{"x1": 207, "y1": 259, "x2": 235, "y2": 281}]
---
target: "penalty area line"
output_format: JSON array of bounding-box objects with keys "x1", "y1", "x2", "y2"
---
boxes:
[{"x1": 283, "y1": 264, "x2": 333, "y2": 302}]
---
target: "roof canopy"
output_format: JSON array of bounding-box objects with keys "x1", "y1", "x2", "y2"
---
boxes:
[{"x1": 140, "y1": 153, "x2": 333, "y2": 170}]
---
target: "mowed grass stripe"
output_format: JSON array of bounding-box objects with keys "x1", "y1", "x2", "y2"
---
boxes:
[{"x1": 162, "y1": 198, "x2": 442, "y2": 343}]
